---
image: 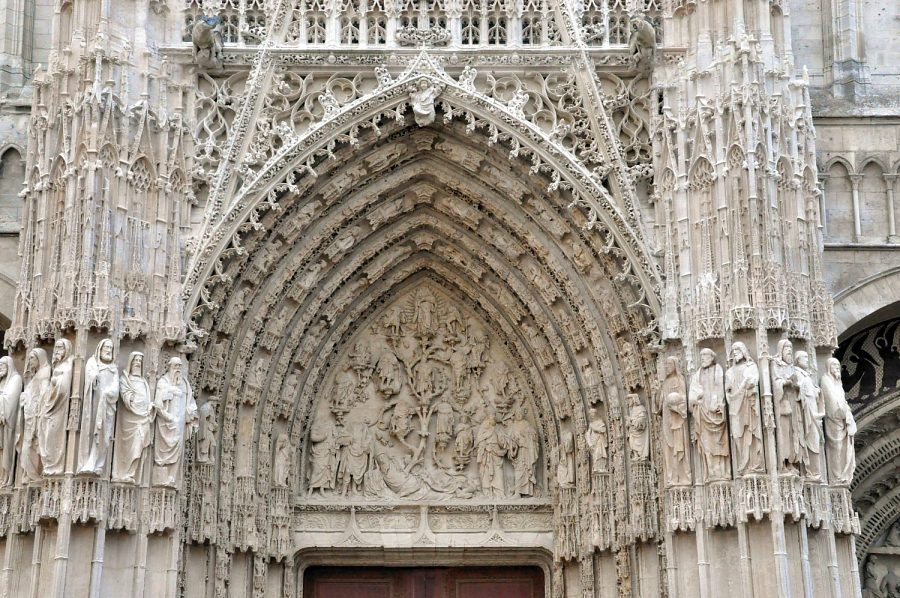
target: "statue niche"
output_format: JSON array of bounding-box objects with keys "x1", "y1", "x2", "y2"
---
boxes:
[{"x1": 305, "y1": 284, "x2": 544, "y2": 501}]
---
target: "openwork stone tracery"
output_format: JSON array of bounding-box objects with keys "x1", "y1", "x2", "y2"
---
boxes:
[{"x1": 0, "y1": 0, "x2": 865, "y2": 596}]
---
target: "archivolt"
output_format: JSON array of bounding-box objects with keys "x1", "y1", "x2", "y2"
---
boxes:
[
  {"x1": 183, "y1": 53, "x2": 661, "y2": 325},
  {"x1": 184, "y1": 122, "x2": 663, "y2": 550}
]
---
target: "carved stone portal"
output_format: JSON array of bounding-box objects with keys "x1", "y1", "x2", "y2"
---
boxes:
[{"x1": 306, "y1": 283, "x2": 544, "y2": 501}]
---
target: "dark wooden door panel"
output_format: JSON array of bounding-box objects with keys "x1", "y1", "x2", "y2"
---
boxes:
[{"x1": 304, "y1": 566, "x2": 544, "y2": 598}]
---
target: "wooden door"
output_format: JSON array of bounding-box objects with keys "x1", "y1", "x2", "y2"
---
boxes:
[{"x1": 304, "y1": 566, "x2": 544, "y2": 598}]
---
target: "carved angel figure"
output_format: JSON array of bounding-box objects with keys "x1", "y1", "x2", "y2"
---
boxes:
[
  {"x1": 152, "y1": 357, "x2": 199, "y2": 487},
  {"x1": 689, "y1": 348, "x2": 731, "y2": 482},
  {"x1": 724, "y1": 342, "x2": 765, "y2": 475},
  {"x1": 78, "y1": 339, "x2": 120, "y2": 475},
  {"x1": 40, "y1": 339, "x2": 74, "y2": 476},
  {"x1": 658, "y1": 356, "x2": 691, "y2": 486},
  {"x1": 17, "y1": 348, "x2": 49, "y2": 483},
  {"x1": 409, "y1": 78, "x2": 443, "y2": 127},
  {"x1": 112, "y1": 352, "x2": 155, "y2": 483},
  {"x1": 0, "y1": 356, "x2": 22, "y2": 486},
  {"x1": 821, "y1": 357, "x2": 856, "y2": 486}
]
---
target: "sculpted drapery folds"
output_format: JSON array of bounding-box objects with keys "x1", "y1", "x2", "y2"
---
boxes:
[
  {"x1": 0, "y1": 357, "x2": 23, "y2": 486},
  {"x1": 196, "y1": 401, "x2": 218, "y2": 465},
  {"x1": 152, "y1": 357, "x2": 199, "y2": 487},
  {"x1": 658, "y1": 356, "x2": 691, "y2": 487},
  {"x1": 821, "y1": 357, "x2": 856, "y2": 486},
  {"x1": 509, "y1": 406, "x2": 539, "y2": 497},
  {"x1": 772, "y1": 339, "x2": 803, "y2": 473},
  {"x1": 17, "y1": 348, "x2": 49, "y2": 483},
  {"x1": 475, "y1": 412, "x2": 506, "y2": 498},
  {"x1": 724, "y1": 342, "x2": 765, "y2": 475},
  {"x1": 40, "y1": 339, "x2": 74, "y2": 476},
  {"x1": 795, "y1": 351, "x2": 825, "y2": 481},
  {"x1": 627, "y1": 394, "x2": 650, "y2": 462},
  {"x1": 78, "y1": 339, "x2": 119, "y2": 475},
  {"x1": 272, "y1": 433, "x2": 293, "y2": 489},
  {"x1": 586, "y1": 407, "x2": 608, "y2": 474},
  {"x1": 308, "y1": 420, "x2": 338, "y2": 497},
  {"x1": 689, "y1": 348, "x2": 731, "y2": 482},
  {"x1": 112, "y1": 352, "x2": 154, "y2": 483}
]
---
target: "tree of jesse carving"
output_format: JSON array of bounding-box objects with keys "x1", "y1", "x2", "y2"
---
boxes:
[{"x1": 308, "y1": 285, "x2": 542, "y2": 501}]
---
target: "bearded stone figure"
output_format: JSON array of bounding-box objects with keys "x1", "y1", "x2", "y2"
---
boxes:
[
  {"x1": 689, "y1": 349, "x2": 730, "y2": 481},
  {"x1": 17, "y1": 348, "x2": 49, "y2": 483},
  {"x1": 112, "y1": 352, "x2": 154, "y2": 483},
  {"x1": 795, "y1": 351, "x2": 824, "y2": 481},
  {"x1": 152, "y1": 357, "x2": 199, "y2": 487},
  {"x1": 820, "y1": 357, "x2": 856, "y2": 486},
  {"x1": 78, "y1": 339, "x2": 120, "y2": 475},
  {"x1": 772, "y1": 339, "x2": 803, "y2": 473},
  {"x1": 658, "y1": 356, "x2": 691, "y2": 486},
  {"x1": 0, "y1": 356, "x2": 23, "y2": 486},
  {"x1": 40, "y1": 339, "x2": 74, "y2": 476},
  {"x1": 724, "y1": 342, "x2": 765, "y2": 475}
]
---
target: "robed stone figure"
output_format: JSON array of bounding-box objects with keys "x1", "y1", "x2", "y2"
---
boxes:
[
  {"x1": 112, "y1": 352, "x2": 154, "y2": 483},
  {"x1": 658, "y1": 356, "x2": 691, "y2": 486},
  {"x1": 795, "y1": 351, "x2": 824, "y2": 481},
  {"x1": 40, "y1": 339, "x2": 74, "y2": 476},
  {"x1": 821, "y1": 357, "x2": 856, "y2": 486},
  {"x1": 772, "y1": 339, "x2": 803, "y2": 473},
  {"x1": 724, "y1": 342, "x2": 765, "y2": 475},
  {"x1": 689, "y1": 348, "x2": 730, "y2": 482},
  {"x1": 78, "y1": 339, "x2": 120, "y2": 475},
  {"x1": 152, "y1": 357, "x2": 198, "y2": 487},
  {"x1": 0, "y1": 356, "x2": 23, "y2": 486},
  {"x1": 17, "y1": 348, "x2": 49, "y2": 483}
]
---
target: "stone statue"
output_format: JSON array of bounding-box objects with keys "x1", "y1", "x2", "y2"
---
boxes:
[
  {"x1": 586, "y1": 407, "x2": 608, "y2": 474},
  {"x1": 433, "y1": 396, "x2": 455, "y2": 450},
  {"x1": 78, "y1": 339, "x2": 120, "y2": 475},
  {"x1": 555, "y1": 430, "x2": 576, "y2": 489},
  {"x1": 627, "y1": 394, "x2": 650, "y2": 461},
  {"x1": 152, "y1": 357, "x2": 199, "y2": 487},
  {"x1": 627, "y1": 16, "x2": 656, "y2": 66},
  {"x1": 453, "y1": 409, "x2": 475, "y2": 471},
  {"x1": 795, "y1": 351, "x2": 824, "y2": 482},
  {"x1": 17, "y1": 348, "x2": 49, "y2": 483},
  {"x1": 196, "y1": 402, "x2": 218, "y2": 465},
  {"x1": 509, "y1": 406, "x2": 539, "y2": 497},
  {"x1": 0, "y1": 356, "x2": 22, "y2": 486},
  {"x1": 772, "y1": 339, "x2": 803, "y2": 473},
  {"x1": 336, "y1": 420, "x2": 373, "y2": 496},
  {"x1": 409, "y1": 78, "x2": 443, "y2": 127},
  {"x1": 112, "y1": 352, "x2": 154, "y2": 483},
  {"x1": 40, "y1": 338, "x2": 74, "y2": 476},
  {"x1": 191, "y1": 15, "x2": 224, "y2": 69},
  {"x1": 658, "y1": 356, "x2": 691, "y2": 486},
  {"x1": 689, "y1": 348, "x2": 730, "y2": 481},
  {"x1": 821, "y1": 357, "x2": 856, "y2": 486},
  {"x1": 272, "y1": 433, "x2": 293, "y2": 488},
  {"x1": 475, "y1": 411, "x2": 505, "y2": 497},
  {"x1": 307, "y1": 420, "x2": 338, "y2": 497},
  {"x1": 724, "y1": 342, "x2": 765, "y2": 475}
]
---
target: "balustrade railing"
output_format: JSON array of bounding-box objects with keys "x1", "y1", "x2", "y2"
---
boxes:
[{"x1": 184, "y1": 0, "x2": 661, "y2": 48}]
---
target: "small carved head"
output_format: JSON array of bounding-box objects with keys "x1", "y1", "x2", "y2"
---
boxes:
[
  {"x1": 52, "y1": 339, "x2": 70, "y2": 365},
  {"x1": 664, "y1": 355, "x2": 679, "y2": 376},
  {"x1": 730, "y1": 342, "x2": 751, "y2": 364},
  {"x1": 699, "y1": 348, "x2": 716, "y2": 368},
  {"x1": 795, "y1": 351, "x2": 810, "y2": 370},
  {"x1": 777, "y1": 339, "x2": 793, "y2": 363},
  {"x1": 167, "y1": 356, "x2": 184, "y2": 381},
  {"x1": 99, "y1": 339, "x2": 114, "y2": 363},
  {"x1": 129, "y1": 352, "x2": 144, "y2": 376},
  {"x1": 827, "y1": 357, "x2": 841, "y2": 380}
]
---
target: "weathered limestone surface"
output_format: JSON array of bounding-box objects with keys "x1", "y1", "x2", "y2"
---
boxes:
[{"x1": 0, "y1": 0, "x2": 895, "y2": 596}]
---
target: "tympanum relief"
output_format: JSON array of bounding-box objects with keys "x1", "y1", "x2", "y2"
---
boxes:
[{"x1": 306, "y1": 284, "x2": 544, "y2": 502}]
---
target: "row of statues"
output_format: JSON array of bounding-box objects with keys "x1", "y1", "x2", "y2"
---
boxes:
[
  {"x1": 643, "y1": 342, "x2": 856, "y2": 487},
  {"x1": 0, "y1": 339, "x2": 199, "y2": 488}
]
